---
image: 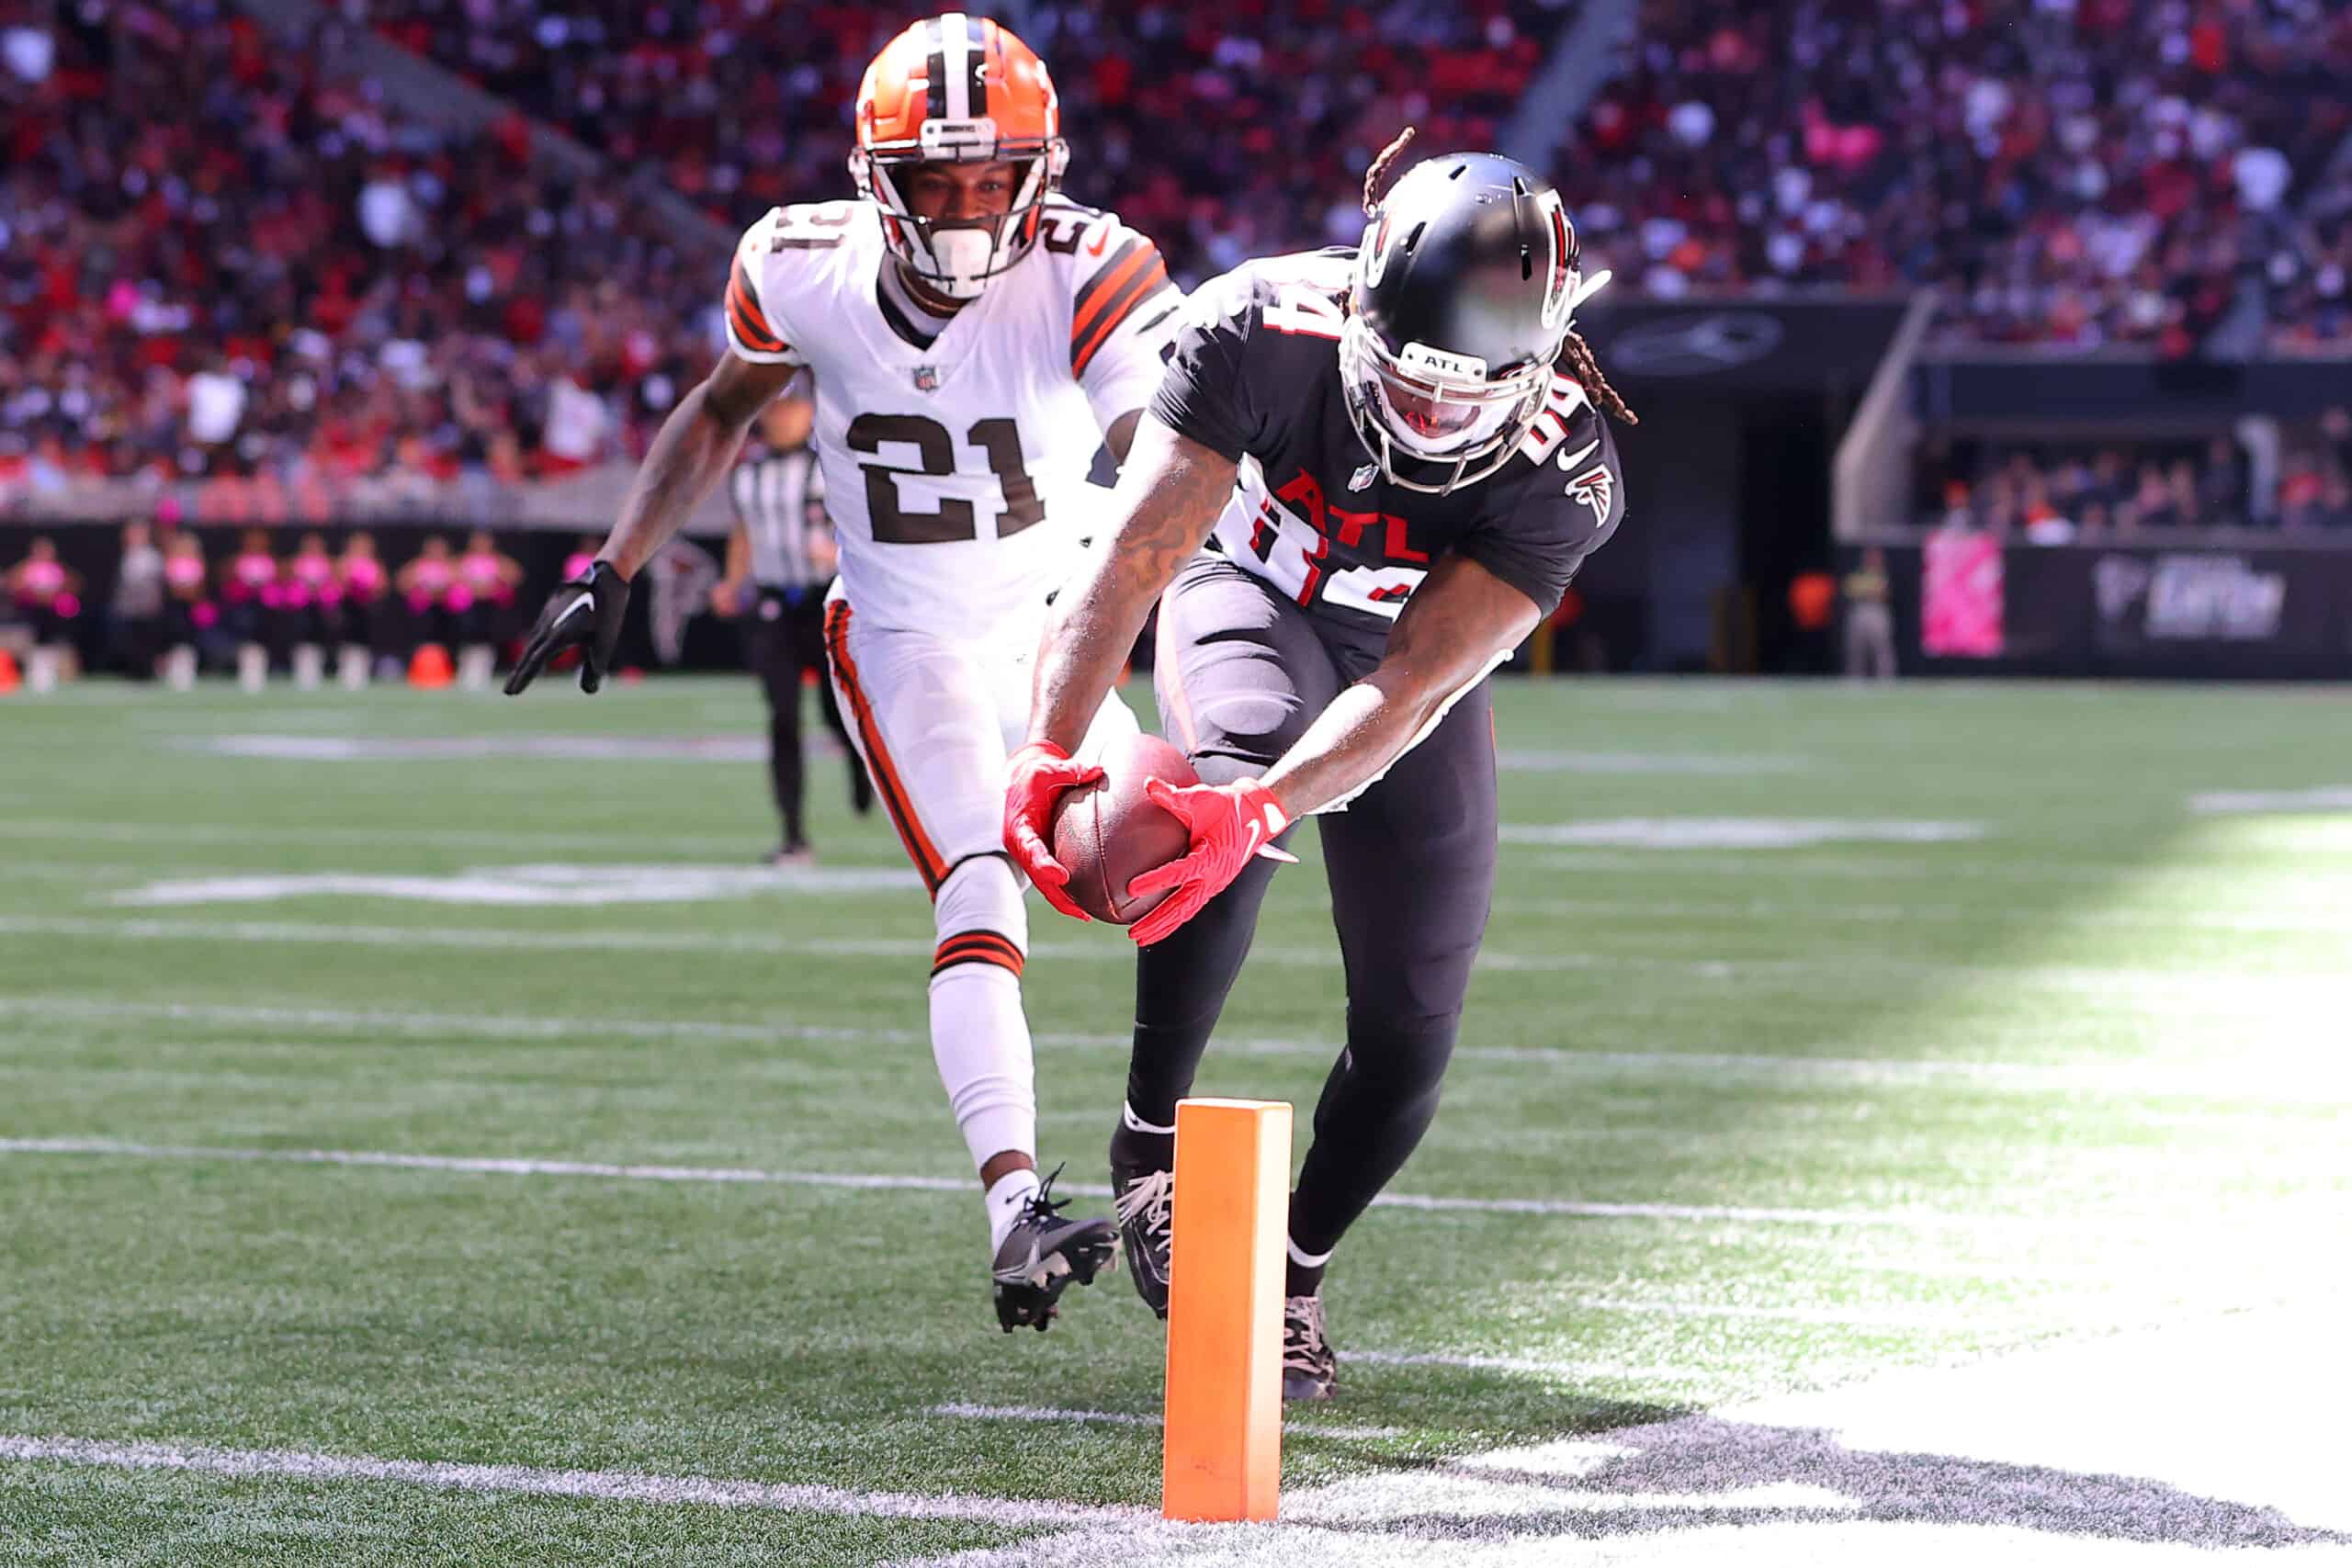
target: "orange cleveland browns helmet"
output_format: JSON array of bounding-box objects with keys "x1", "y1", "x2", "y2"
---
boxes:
[{"x1": 849, "y1": 13, "x2": 1069, "y2": 299}]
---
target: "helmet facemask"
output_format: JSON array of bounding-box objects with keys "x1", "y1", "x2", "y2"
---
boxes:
[
  {"x1": 1340, "y1": 315, "x2": 1556, "y2": 495},
  {"x1": 851, "y1": 121, "x2": 1069, "y2": 301}
]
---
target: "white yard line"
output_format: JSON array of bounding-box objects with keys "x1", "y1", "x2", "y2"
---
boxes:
[
  {"x1": 1336, "y1": 1349, "x2": 1713, "y2": 1382},
  {"x1": 6, "y1": 1134, "x2": 2316, "y2": 1242},
  {"x1": 7, "y1": 914, "x2": 2348, "y2": 1000},
  {"x1": 2189, "y1": 786, "x2": 2352, "y2": 814},
  {"x1": 1496, "y1": 893, "x2": 2352, "y2": 936},
  {"x1": 0, "y1": 1138, "x2": 972, "y2": 1192},
  {"x1": 0, "y1": 1433, "x2": 1142, "y2": 1529},
  {"x1": 929, "y1": 1404, "x2": 1407, "y2": 1443},
  {"x1": 4, "y1": 996, "x2": 2340, "y2": 1105},
  {"x1": 0, "y1": 818, "x2": 768, "y2": 856},
  {"x1": 0, "y1": 996, "x2": 922, "y2": 1048}
]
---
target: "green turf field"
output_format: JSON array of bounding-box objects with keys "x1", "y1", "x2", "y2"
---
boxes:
[{"x1": 1, "y1": 676, "x2": 2346, "y2": 1565}]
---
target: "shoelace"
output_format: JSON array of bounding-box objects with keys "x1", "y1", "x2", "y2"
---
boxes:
[
  {"x1": 1113, "y1": 1167, "x2": 1173, "y2": 1248},
  {"x1": 1019, "y1": 1162, "x2": 1074, "y2": 1226},
  {"x1": 1282, "y1": 1295, "x2": 1329, "y2": 1372}
]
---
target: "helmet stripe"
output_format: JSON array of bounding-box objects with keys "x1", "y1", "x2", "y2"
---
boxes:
[
  {"x1": 923, "y1": 16, "x2": 949, "y2": 122},
  {"x1": 965, "y1": 14, "x2": 989, "y2": 119},
  {"x1": 938, "y1": 12, "x2": 972, "y2": 121}
]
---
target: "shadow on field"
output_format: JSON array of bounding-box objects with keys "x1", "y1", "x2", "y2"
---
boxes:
[{"x1": 1314, "y1": 1408, "x2": 2348, "y2": 1551}]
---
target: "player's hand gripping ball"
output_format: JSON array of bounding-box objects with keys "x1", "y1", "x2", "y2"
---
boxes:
[
  {"x1": 1122, "y1": 775, "x2": 1295, "y2": 946},
  {"x1": 1004, "y1": 734, "x2": 1198, "y2": 924}
]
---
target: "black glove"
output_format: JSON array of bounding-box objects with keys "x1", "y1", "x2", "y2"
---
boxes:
[{"x1": 504, "y1": 558, "x2": 629, "y2": 695}]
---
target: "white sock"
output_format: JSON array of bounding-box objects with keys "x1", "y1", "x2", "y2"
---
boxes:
[
  {"x1": 1122, "y1": 1101, "x2": 1176, "y2": 1136},
  {"x1": 928, "y1": 857, "x2": 1036, "y2": 1184},
  {"x1": 985, "y1": 1168, "x2": 1043, "y2": 1253},
  {"x1": 930, "y1": 962, "x2": 1036, "y2": 1172}
]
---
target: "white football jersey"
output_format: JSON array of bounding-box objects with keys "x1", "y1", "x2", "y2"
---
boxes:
[{"x1": 722, "y1": 197, "x2": 1182, "y2": 642}]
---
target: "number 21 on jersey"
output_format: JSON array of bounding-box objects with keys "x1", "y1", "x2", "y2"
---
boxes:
[{"x1": 845, "y1": 414, "x2": 1046, "y2": 546}]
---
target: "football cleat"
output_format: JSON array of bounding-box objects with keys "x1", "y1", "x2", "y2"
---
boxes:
[
  {"x1": 990, "y1": 1168, "x2": 1117, "y2": 1333},
  {"x1": 1110, "y1": 1158, "x2": 1174, "y2": 1319},
  {"x1": 1282, "y1": 1294, "x2": 1339, "y2": 1402}
]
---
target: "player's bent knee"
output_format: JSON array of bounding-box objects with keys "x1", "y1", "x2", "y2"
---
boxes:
[
  {"x1": 1341, "y1": 1010, "x2": 1460, "y2": 1090},
  {"x1": 932, "y1": 853, "x2": 1028, "y2": 982}
]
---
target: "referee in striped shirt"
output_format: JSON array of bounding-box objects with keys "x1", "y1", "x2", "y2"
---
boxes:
[{"x1": 718, "y1": 378, "x2": 872, "y2": 863}]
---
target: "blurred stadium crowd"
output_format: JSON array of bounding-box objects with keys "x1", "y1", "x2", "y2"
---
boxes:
[
  {"x1": 1, "y1": 0, "x2": 2347, "y2": 490},
  {"x1": 1926, "y1": 406, "x2": 2352, "y2": 536}
]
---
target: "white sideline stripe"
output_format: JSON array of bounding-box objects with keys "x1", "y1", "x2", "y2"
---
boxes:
[
  {"x1": 11, "y1": 914, "x2": 2350, "y2": 996},
  {"x1": 0, "y1": 818, "x2": 767, "y2": 855},
  {"x1": 0, "y1": 997, "x2": 923, "y2": 1048},
  {"x1": 0, "y1": 1136, "x2": 2061, "y2": 1230},
  {"x1": 2190, "y1": 786, "x2": 2352, "y2": 814},
  {"x1": 1496, "y1": 892, "x2": 2352, "y2": 937},
  {"x1": 0, "y1": 1139, "x2": 972, "y2": 1194},
  {"x1": 929, "y1": 1404, "x2": 1407, "y2": 1442},
  {"x1": 0, "y1": 1433, "x2": 1140, "y2": 1528},
  {"x1": 1339, "y1": 1349, "x2": 1710, "y2": 1382},
  {"x1": 7, "y1": 996, "x2": 2343, "y2": 1104}
]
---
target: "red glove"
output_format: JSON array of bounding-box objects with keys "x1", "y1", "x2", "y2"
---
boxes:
[
  {"x1": 1002, "y1": 739, "x2": 1105, "y2": 921},
  {"x1": 1126, "y1": 777, "x2": 1297, "y2": 947}
]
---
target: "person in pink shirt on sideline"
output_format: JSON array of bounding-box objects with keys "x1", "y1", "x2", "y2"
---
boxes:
[
  {"x1": 335, "y1": 532, "x2": 389, "y2": 687},
  {"x1": 6, "y1": 536, "x2": 83, "y2": 693},
  {"x1": 451, "y1": 529, "x2": 523, "y2": 690}
]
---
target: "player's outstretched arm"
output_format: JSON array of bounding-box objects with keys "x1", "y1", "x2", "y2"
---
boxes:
[
  {"x1": 1004, "y1": 414, "x2": 1235, "y2": 911},
  {"x1": 1117, "y1": 555, "x2": 1537, "y2": 947},
  {"x1": 1261, "y1": 553, "x2": 1540, "y2": 816},
  {"x1": 505, "y1": 353, "x2": 797, "y2": 695}
]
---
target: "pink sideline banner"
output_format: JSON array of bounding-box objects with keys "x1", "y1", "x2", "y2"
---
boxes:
[{"x1": 1922, "y1": 531, "x2": 2004, "y2": 658}]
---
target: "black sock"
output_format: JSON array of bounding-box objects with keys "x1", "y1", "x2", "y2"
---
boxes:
[
  {"x1": 1121, "y1": 850, "x2": 1284, "y2": 1128},
  {"x1": 1284, "y1": 1250, "x2": 1327, "y2": 1299},
  {"x1": 1107, "y1": 1115, "x2": 1173, "y2": 1175}
]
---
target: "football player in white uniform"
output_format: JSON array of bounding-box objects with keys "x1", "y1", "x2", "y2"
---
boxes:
[{"x1": 506, "y1": 13, "x2": 1183, "y2": 1333}]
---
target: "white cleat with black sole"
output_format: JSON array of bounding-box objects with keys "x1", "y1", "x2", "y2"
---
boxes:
[{"x1": 990, "y1": 1169, "x2": 1117, "y2": 1333}]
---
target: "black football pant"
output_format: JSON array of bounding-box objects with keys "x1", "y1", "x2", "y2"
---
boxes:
[
  {"x1": 743, "y1": 586, "x2": 860, "y2": 846},
  {"x1": 1126, "y1": 555, "x2": 1498, "y2": 1263}
]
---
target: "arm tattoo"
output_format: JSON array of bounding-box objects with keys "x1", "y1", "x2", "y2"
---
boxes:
[{"x1": 1028, "y1": 416, "x2": 1237, "y2": 750}]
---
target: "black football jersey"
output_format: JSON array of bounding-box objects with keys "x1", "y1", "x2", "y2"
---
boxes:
[{"x1": 1148, "y1": 249, "x2": 1625, "y2": 636}]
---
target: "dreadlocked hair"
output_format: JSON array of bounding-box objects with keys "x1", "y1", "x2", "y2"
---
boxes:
[
  {"x1": 1362, "y1": 126, "x2": 1417, "y2": 215},
  {"x1": 1560, "y1": 330, "x2": 1638, "y2": 425}
]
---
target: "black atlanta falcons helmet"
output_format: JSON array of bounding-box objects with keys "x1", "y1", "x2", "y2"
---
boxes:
[{"x1": 1344, "y1": 152, "x2": 1610, "y2": 493}]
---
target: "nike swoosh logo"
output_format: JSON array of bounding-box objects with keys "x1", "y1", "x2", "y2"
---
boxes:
[
  {"x1": 1086, "y1": 226, "x2": 1110, "y2": 258},
  {"x1": 1556, "y1": 438, "x2": 1600, "y2": 471},
  {"x1": 548, "y1": 592, "x2": 596, "y2": 633},
  {"x1": 1239, "y1": 821, "x2": 1264, "y2": 857}
]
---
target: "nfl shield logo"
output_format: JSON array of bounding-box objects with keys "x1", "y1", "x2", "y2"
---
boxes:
[
  {"x1": 1349, "y1": 463, "x2": 1379, "y2": 492},
  {"x1": 912, "y1": 365, "x2": 942, "y2": 393}
]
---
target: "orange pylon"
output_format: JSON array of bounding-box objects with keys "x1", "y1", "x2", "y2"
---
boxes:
[{"x1": 407, "y1": 643, "x2": 454, "y2": 688}]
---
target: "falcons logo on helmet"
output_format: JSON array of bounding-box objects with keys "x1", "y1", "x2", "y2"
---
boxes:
[{"x1": 1566, "y1": 463, "x2": 1614, "y2": 521}]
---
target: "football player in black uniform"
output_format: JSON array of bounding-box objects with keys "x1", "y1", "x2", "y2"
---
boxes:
[{"x1": 1002, "y1": 134, "x2": 1634, "y2": 1397}]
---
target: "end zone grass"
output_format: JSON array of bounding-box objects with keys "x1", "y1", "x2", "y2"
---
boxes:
[{"x1": 0, "y1": 677, "x2": 2346, "y2": 1564}]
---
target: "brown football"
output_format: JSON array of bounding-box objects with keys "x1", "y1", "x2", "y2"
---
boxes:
[{"x1": 1047, "y1": 731, "x2": 1200, "y2": 925}]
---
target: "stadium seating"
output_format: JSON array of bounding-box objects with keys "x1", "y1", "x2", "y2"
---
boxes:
[
  {"x1": 1547, "y1": 0, "x2": 2352, "y2": 349},
  {"x1": 5, "y1": 0, "x2": 2347, "y2": 492}
]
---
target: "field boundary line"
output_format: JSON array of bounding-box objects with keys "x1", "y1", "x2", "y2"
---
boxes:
[
  {"x1": 0, "y1": 1134, "x2": 2229, "y2": 1234},
  {"x1": 929, "y1": 1404, "x2": 1406, "y2": 1442},
  {"x1": 7, "y1": 913, "x2": 2348, "y2": 995},
  {"x1": 0, "y1": 1433, "x2": 1141, "y2": 1528},
  {"x1": 8, "y1": 998, "x2": 2346, "y2": 1111}
]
